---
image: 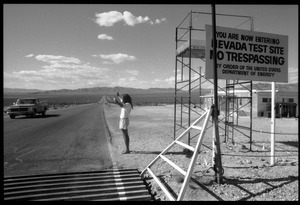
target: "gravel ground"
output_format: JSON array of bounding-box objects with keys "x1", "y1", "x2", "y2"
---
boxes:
[{"x1": 104, "y1": 103, "x2": 298, "y2": 201}]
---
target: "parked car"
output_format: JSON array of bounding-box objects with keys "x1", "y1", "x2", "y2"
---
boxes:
[{"x1": 6, "y1": 98, "x2": 49, "y2": 119}]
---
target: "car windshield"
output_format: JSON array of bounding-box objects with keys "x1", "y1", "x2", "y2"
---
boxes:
[{"x1": 17, "y1": 99, "x2": 36, "y2": 104}]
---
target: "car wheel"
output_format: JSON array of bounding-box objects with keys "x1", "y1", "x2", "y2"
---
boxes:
[
  {"x1": 10, "y1": 115, "x2": 15, "y2": 119},
  {"x1": 42, "y1": 110, "x2": 46, "y2": 117},
  {"x1": 31, "y1": 111, "x2": 36, "y2": 118}
]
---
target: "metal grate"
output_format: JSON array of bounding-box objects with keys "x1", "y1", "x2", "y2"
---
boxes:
[{"x1": 4, "y1": 169, "x2": 154, "y2": 201}]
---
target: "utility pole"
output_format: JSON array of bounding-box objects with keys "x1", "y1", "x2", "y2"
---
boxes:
[{"x1": 211, "y1": 4, "x2": 223, "y2": 184}]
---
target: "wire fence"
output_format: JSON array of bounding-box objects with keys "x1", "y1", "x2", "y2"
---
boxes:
[{"x1": 251, "y1": 128, "x2": 298, "y2": 136}]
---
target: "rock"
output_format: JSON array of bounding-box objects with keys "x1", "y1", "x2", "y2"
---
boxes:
[
  {"x1": 237, "y1": 160, "x2": 244, "y2": 165},
  {"x1": 246, "y1": 160, "x2": 252, "y2": 164},
  {"x1": 189, "y1": 184, "x2": 198, "y2": 189},
  {"x1": 204, "y1": 159, "x2": 209, "y2": 167},
  {"x1": 240, "y1": 145, "x2": 248, "y2": 151},
  {"x1": 175, "y1": 176, "x2": 184, "y2": 184}
]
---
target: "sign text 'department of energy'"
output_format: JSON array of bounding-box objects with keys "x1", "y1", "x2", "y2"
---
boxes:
[{"x1": 205, "y1": 25, "x2": 288, "y2": 82}]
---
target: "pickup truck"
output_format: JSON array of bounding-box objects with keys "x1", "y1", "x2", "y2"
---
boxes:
[{"x1": 6, "y1": 98, "x2": 49, "y2": 119}]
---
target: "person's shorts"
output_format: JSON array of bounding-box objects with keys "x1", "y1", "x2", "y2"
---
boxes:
[{"x1": 119, "y1": 118, "x2": 129, "y2": 130}]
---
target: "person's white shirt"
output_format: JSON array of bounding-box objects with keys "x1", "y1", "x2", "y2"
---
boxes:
[{"x1": 120, "y1": 103, "x2": 132, "y2": 119}]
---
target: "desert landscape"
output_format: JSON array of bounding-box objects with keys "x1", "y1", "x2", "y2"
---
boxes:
[
  {"x1": 4, "y1": 4, "x2": 298, "y2": 201},
  {"x1": 104, "y1": 103, "x2": 298, "y2": 201},
  {"x1": 3, "y1": 86, "x2": 298, "y2": 201}
]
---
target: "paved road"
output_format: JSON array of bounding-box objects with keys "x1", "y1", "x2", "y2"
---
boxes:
[{"x1": 4, "y1": 103, "x2": 113, "y2": 177}]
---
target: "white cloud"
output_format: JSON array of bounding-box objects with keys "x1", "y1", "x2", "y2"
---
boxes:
[
  {"x1": 165, "y1": 76, "x2": 175, "y2": 84},
  {"x1": 112, "y1": 76, "x2": 149, "y2": 88},
  {"x1": 123, "y1": 11, "x2": 150, "y2": 26},
  {"x1": 99, "y1": 53, "x2": 136, "y2": 64},
  {"x1": 125, "y1": 70, "x2": 139, "y2": 76},
  {"x1": 25, "y1": 54, "x2": 34, "y2": 58},
  {"x1": 94, "y1": 11, "x2": 167, "y2": 27},
  {"x1": 4, "y1": 54, "x2": 111, "y2": 90},
  {"x1": 94, "y1": 11, "x2": 123, "y2": 27},
  {"x1": 160, "y1": 17, "x2": 167, "y2": 22},
  {"x1": 155, "y1": 19, "x2": 161, "y2": 24},
  {"x1": 154, "y1": 18, "x2": 167, "y2": 24},
  {"x1": 35, "y1": 55, "x2": 81, "y2": 65},
  {"x1": 98, "y1": 34, "x2": 114, "y2": 40}
]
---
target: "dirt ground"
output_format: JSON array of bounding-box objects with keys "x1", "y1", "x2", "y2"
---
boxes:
[{"x1": 103, "y1": 103, "x2": 298, "y2": 201}]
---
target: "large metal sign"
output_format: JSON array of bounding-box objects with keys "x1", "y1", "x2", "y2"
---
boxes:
[{"x1": 205, "y1": 25, "x2": 288, "y2": 82}]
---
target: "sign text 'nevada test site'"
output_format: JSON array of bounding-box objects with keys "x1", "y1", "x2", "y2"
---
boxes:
[{"x1": 205, "y1": 25, "x2": 288, "y2": 82}]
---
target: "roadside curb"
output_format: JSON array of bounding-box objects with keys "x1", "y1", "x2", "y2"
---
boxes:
[{"x1": 101, "y1": 102, "x2": 118, "y2": 169}]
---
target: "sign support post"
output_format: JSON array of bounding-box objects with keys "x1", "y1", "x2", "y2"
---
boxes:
[
  {"x1": 270, "y1": 82, "x2": 276, "y2": 165},
  {"x1": 211, "y1": 4, "x2": 223, "y2": 185}
]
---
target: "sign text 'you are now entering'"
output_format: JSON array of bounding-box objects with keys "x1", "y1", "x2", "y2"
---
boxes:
[{"x1": 205, "y1": 25, "x2": 288, "y2": 82}]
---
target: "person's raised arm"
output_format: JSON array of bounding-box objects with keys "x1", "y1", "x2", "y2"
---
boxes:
[
  {"x1": 114, "y1": 92, "x2": 124, "y2": 107},
  {"x1": 117, "y1": 92, "x2": 123, "y2": 102}
]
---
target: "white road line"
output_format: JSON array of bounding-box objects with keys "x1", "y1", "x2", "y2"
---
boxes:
[
  {"x1": 113, "y1": 171, "x2": 129, "y2": 200},
  {"x1": 102, "y1": 103, "x2": 118, "y2": 169}
]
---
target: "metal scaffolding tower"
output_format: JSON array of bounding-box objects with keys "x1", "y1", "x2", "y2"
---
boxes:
[
  {"x1": 224, "y1": 80, "x2": 253, "y2": 149},
  {"x1": 174, "y1": 11, "x2": 207, "y2": 145},
  {"x1": 174, "y1": 10, "x2": 254, "y2": 150}
]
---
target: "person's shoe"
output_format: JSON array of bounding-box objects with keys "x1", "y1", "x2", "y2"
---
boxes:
[{"x1": 122, "y1": 150, "x2": 131, "y2": 154}]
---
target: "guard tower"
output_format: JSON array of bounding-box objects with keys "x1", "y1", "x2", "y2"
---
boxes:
[{"x1": 174, "y1": 11, "x2": 254, "y2": 150}]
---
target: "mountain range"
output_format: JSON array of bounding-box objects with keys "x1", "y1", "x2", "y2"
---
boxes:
[
  {"x1": 3, "y1": 86, "x2": 176, "y2": 94},
  {"x1": 4, "y1": 82, "x2": 298, "y2": 94},
  {"x1": 251, "y1": 82, "x2": 298, "y2": 92}
]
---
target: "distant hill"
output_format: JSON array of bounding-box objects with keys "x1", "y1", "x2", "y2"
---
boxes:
[
  {"x1": 4, "y1": 86, "x2": 176, "y2": 95},
  {"x1": 251, "y1": 82, "x2": 298, "y2": 92},
  {"x1": 4, "y1": 82, "x2": 298, "y2": 95},
  {"x1": 4, "y1": 88, "x2": 42, "y2": 93},
  {"x1": 38, "y1": 86, "x2": 176, "y2": 95}
]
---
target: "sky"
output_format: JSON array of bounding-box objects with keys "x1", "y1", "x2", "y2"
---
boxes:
[{"x1": 3, "y1": 4, "x2": 298, "y2": 90}]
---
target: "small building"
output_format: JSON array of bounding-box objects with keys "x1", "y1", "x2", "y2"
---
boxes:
[
  {"x1": 253, "y1": 90, "x2": 298, "y2": 118},
  {"x1": 202, "y1": 89, "x2": 298, "y2": 118}
]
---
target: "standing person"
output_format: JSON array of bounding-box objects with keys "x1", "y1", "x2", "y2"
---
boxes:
[{"x1": 113, "y1": 92, "x2": 133, "y2": 154}]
